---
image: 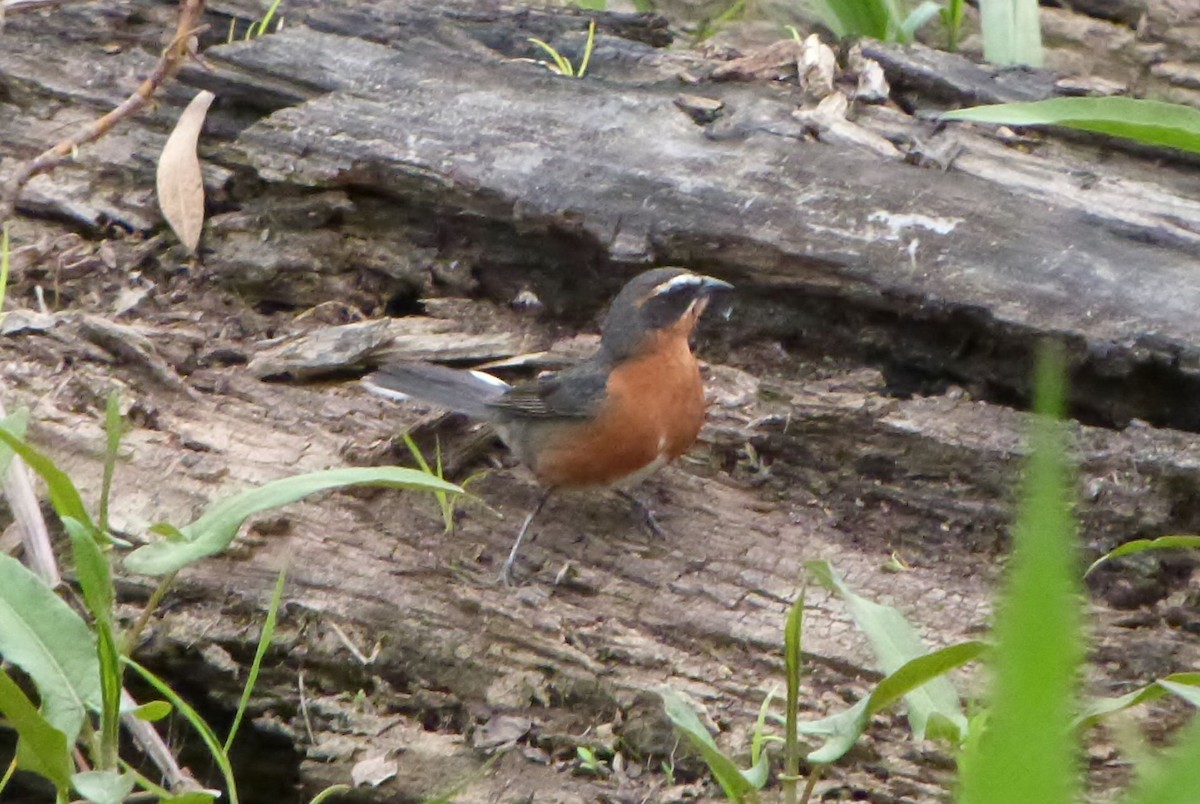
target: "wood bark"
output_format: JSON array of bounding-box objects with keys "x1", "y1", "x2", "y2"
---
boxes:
[{"x1": 1, "y1": 1, "x2": 1199, "y2": 801}]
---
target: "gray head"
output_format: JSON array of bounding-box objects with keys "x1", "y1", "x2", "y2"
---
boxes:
[{"x1": 599, "y1": 268, "x2": 734, "y2": 359}]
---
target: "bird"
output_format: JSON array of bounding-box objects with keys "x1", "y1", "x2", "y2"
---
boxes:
[{"x1": 364, "y1": 267, "x2": 734, "y2": 584}]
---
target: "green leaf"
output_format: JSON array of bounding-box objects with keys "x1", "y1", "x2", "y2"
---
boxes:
[
  {"x1": 309, "y1": 785, "x2": 352, "y2": 804},
  {"x1": 160, "y1": 793, "x2": 221, "y2": 804},
  {"x1": 0, "y1": 409, "x2": 30, "y2": 475},
  {"x1": 805, "y1": 560, "x2": 969, "y2": 742},
  {"x1": 0, "y1": 552, "x2": 101, "y2": 739},
  {"x1": 783, "y1": 592, "x2": 805, "y2": 790},
  {"x1": 99, "y1": 391, "x2": 125, "y2": 534},
  {"x1": 978, "y1": 0, "x2": 1043, "y2": 66},
  {"x1": 660, "y1": 687, "x2": 760, "y2": 800},
  {"x1": 65, "y1": 517, "x2": 114, "y2": 627},
  {"x1": 528, "y1": 38, "x2": 574, "y2": 76},
  {"x1": 577, "y1": 19, "x2": 597, "y2": 79},
  {"x1": 795, "y1": 640, "x2": 987, "y2": 763},
  {"x1": 71, "y1": 769, "x2": 135, "y2": 804},
  {"x1": 899, "y1": 0, "x2": 942, "y2": 43},
  {"x1": 126, "y1": 699, "x2": 172, "y2": 721},
  {"x1": 0, "y1": 667, "x2": 72, "y2": 793},
  {"x1": 574, "y1": 0, "x2": 606, "y2": 8},
  {"x1": 1156, "y1": 679, "x2": 1200, "y2": 709},
  {"x1": 0, "y1": 424, "x2": 98, "y2": 533},
  {"x1": 125, "y1": 467, "x2": 461, "y2": 575},
  {"x1": 64, "y1": 516, "x2": 122, "y2": 768},
  {"x1": 1075, "y1": 673, "x2": 1200, "y2": 730},
  {"x1": 1124, "y1": 714, "x2": 1200, "y2": 804},
  {"x1": 959, "y1": 342, "x2": 1081, "y2": 804},
  {"x1": 942, "y1": 98, "x2": 1200, "y2": 154},
  {"x1": 1085, "y1": 535, "x2": 1200, "y2": 577},
  {"x1": 745, "y1": 688, "x2": 774, "y2": 788},
  {"x1": 225, "y1": 568, "x2": 286, "y2": 752},
  {"x1": 813, "y1": 0, "x2": 892, "y2": 39}
]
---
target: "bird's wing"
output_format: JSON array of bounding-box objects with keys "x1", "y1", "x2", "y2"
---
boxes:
[{"x1": 486, "y1": 364, "x2": 609, "y2": 420}]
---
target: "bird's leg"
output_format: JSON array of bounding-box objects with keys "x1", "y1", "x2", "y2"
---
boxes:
[
  {"x1": 500, "y1": 489, "x2": 553, "y2": 586},
  {"x1": 617, "y1": 490, "x2": 665, "y2": 538}
]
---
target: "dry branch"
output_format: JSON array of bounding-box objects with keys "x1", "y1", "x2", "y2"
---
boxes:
[{"x1": 0, "y1": 0, "x2": 208, "y2": 226}]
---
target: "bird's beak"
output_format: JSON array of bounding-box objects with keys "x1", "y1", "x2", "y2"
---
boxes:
[{"x1": 697, "y1": 275, "x2": 734, "y2": 294}]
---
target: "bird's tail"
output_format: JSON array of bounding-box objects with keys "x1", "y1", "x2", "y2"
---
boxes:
[{"x1": 363, "y1": 362, "x2": 510, "y2": 420}]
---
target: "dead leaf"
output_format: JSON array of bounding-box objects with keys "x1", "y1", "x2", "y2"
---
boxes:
[
  {"x1": 350, "y1": 754, "x2": 397, "y2": 787},
  {"x1": 156, "y1": 89, "x2": 214, "y2": 255}
]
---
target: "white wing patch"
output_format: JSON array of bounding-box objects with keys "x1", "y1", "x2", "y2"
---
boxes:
[
  {"x1": 361, "y1": 379, "x2": 412, "y2": 403},
  {"x1": 468, "y1": 369, "x2": 511, "y2": 390}
]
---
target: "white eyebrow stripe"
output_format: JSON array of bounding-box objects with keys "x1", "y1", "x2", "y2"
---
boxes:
[{"x1": 651, "y1": 273, "x2": 702, "y2": 295}]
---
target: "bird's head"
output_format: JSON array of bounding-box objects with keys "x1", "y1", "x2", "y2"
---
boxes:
[{"x1": 600, "y1": 268, "x2": 734, "y2": 359}]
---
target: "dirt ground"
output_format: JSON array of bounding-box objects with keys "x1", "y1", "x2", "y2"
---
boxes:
[{"x1": 2, "y1": 0, "x2": 1199, "y2": 802}]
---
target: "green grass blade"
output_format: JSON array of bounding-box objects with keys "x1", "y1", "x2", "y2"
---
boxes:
[
  {"x1": 660, "y1": 687, "x2": 758, "y2": 800},
  {"x1": 1085, "y1": 535, "x2": 1200, "y2": 577},
  {"x1": 0, "y1": 552, "x2": 101, "y2": 740},
  {"x1": 783, "y1": 592, "x2": 804, "y2": 802},
  {"x1": 255, "y1": 0, "x2": 284, "y2": 36},
  {"x1": 403, "y1": 433, "x2": 452, "y2": 533},
  {"x1": 125, "y1": 466, "x2": 461, "y2": 575},
  {"x1": 310, "y1": 786, "x2": 352, "y2": 804},
  {"x1": 1123, "y1": 714, "x2": 1200, "y2": 804},
  {"x1": 64, "y1": 515, "x2": 122, "y2": 767},
  {"x1": 123, "y1": 656, "x2": 239, "y2": 804},
  {"x1": 806, "y1": 560, "x2": 969, "y2": 742},
  {"x1": 99, "y1": 392, "x2": 124, "y2": 534},
  {"x1": 959, "y1": 342, "x2": 1081, "y2": 804},
  {"x1": 745, "y1": 688, "x2": 773, "y2": 788},
  {"x1": 942, "y1": 98, "x2": 1200, "y2": 154},
  {"x1": 1075, "y1": 673, "x2": 1200, "y2": 730},
  {"x1": 160, "y1": 794, "x2": 221, "y2": 804},
  {"x1": 941, "y1": 0, "x2": 966, "y2": 50},
  {"x1": 823, "y1": 0, "x2": 895, "y2": 39},
  {"x1": 978, "y1": 0, "x2": 1043, "y2": 66},
  {"x1": 577, "y1": 20, "x2": 596, "y2": 79},
  {"x1": 0, "y1": 667, "x2": 72, "y2": 793},
  {"x1": 528, "y1": 38, "x2": 573, "y2": 75},
  {"x1": 1155, "y1": 680, "x2": 1200, "y2": 708},
  {"x1": 224, "y1": 568, "x2": 287, "y2": 752},
  {"x1": 899, "y1": 1, "x2": 942, "y2": 43}
]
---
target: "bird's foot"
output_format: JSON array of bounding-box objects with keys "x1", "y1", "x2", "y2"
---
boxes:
[{"x1": 618, "y1": 490, "x2": 666, "y2": 538}]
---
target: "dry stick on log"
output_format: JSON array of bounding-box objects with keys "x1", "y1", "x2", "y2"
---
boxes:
[
  {"x1": 0, "y1": 0, "x2": 208, "y2": 226},
  {"x1": 0, "y1": 399, "x2": 60, "y2": 587}
]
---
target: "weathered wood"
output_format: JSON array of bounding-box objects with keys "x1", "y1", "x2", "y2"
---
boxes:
[
  {"x1": 174, "y1": 16, "x2": 1200, "y2": 431},
  {"x1": 3, "y1": 0, "x2": 1200, "y2": 800}
]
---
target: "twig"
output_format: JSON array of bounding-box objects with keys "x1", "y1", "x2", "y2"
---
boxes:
[
  {"x1": 120, "y1": 690, "x2": 201, "y2": 792},
  {"x1": 2, "y1": 0, "x2": 83, "y2": 11},
  {"x1": 0, "y1": 398, "x2": 60, "y2": 587},
  {"x1": 123, "y1": 571, "x2": 177, "y2": 655},
  {"x1": 799, "y1": 763, "x2": 824, "y2": 804},
  {"x1": 327, "y1": 621, "x2": 379, "y2": 665},
  {"x1": 298, "y1": 669, "x2": 316, "y2": 745},
  {"x1": 0, "y1": 0, "x2": 208, "y2": 227}
]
